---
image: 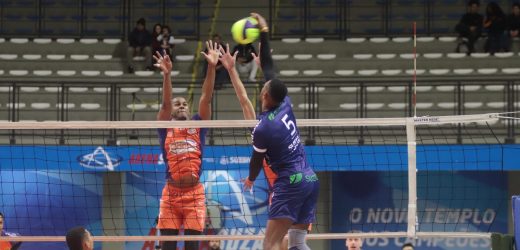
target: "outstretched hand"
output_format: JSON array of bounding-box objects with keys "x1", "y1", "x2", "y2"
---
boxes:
[
  {"x1": 153, "y1": 50, "x2": 172, "y2": 74},
  {"x1": 201, "y1": 40, "x2": 220, "y2": 67},
  {"x1": 219, "y1": 43, "x2": 238, "y2": 71},
  {"x1": 251, "y1": 42, "x2": 273, "y2": 68},
  {"x1": 250, "y1": 12, "x2": 268, "y2": 30}
]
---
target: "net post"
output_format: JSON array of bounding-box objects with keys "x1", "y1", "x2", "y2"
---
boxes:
[{"x1": 406, "y1": 117, "x2": 417, "y2": 238}]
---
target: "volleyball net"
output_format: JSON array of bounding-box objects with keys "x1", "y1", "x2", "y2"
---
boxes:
[{"x1": 0, "y1": 113, "x2": 515, "y2": 249}]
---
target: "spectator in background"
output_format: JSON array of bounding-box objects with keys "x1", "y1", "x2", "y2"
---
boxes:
[
  {"x1": 127, "y1": 18, "x2": 153, "y2": 73},
  {"x1": 232, "y1": 43, "x2": 258, "y2": 82},
  {"x1": 151, "y1": 23, "x2": 163, "y2": 56},
  {"x1": 455, "y1": 0, "x2": 483, "y2": 54},
  {"x1": 402, "y1": 242, "x2": 415, "y2": 250},
  {"x1": 157, "y1": 25, "x2": 175, "y2": 58},
  {"x1": 208, "y1": 240, "x2": 221, "y2": 250},
  {"x1": 0, "y1": 212, "x2": 21, "y2": 250},
  {"x1": 203, "y1": 34, "x2": 229, "y2": 89},
  {"x1": 345, "y1": 232, "x2": 363, "y2": 250},
  {"x1": 484, "y1": 2, "x2": 507, "y2": 54},
  {"x1": 66, "y1": 226, "x2": 93, "y2": 250},
  {"x1": 506, "y1": 3, "x2": 520, "y2": 49}
]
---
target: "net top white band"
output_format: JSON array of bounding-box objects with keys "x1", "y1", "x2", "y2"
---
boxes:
[{"x1": 0, "y1": 113, "x2": 500, "y2": 129}]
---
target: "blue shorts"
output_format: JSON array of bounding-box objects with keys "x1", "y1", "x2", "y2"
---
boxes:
[{"x1": 269, "y1": 170, "x2": 319, "y2": 224}]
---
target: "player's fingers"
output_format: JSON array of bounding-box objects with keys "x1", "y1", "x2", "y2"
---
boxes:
[
  {"x1": 233, "y1": 51, "x2": 238, "y2": 59},
  {"x1": 155, "y1": 50, "x2": 162, "y2": 59},
  {"x1": 226, "y1": 43, "x2": 230, "y2": 54},
  {"x1": 152, "y1": 55, "x2": 159, "y2": 62},
  {"x1": 218, "y1": 46, "x2": 226, "y2": 55}
]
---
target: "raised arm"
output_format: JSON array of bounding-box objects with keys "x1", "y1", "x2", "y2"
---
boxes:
[
  {"x1": 219, "y1": 43, "x2": 256, "y2": 120},
  {"x1": 154, "y1": 51, "x2": 173, "y2": 121},
  {"x1": 199, "y1": 40, "x2": 219, "y2": 120},
  {"x1": 251, "y1": 12, "x2": 275, "y2": 81}
]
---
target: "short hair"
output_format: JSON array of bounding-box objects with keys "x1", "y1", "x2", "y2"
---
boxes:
[
  {"x1": 268, "y1": 78, "x2": 287, "y2": 104},
  {"x1": 137, "y1": 18, "x2": 146, "y2": 26},
  {"x1": 66, "y1": 227, "x2": 88, "y2": 250},
  {"x1": 0, "y1": 212, "x2": 4, "y2": 219},
  {"x1": 468, "y1": 0, "x2": 480, "y2": 6},
  {"x1": 514, "y1": 2, "x2": 520, "y2": 8},
  {"x1": 402, "y1": 243, "x2": 414, "y2": 249}
]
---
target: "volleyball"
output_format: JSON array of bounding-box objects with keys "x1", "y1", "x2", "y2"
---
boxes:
[{"x1": 231, "y1": 17, "x2": 260, "y2": 44}]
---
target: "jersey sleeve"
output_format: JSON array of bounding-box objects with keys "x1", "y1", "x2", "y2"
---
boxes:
[
  {"x1": 252, "y1": 122, "x2": 268, "y2": 153},
  {"x1": 192, "y1": 113, "x2": 208, "y2": 137}
]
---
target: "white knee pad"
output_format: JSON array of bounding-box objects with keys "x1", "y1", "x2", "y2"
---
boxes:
[{"x1": 288, "y1": 229, "x2": 310, "y2": 250}]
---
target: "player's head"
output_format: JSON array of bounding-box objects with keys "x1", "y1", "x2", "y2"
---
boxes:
[
  {"x1": 260, "y1": 78, "x2": 287, "y2": 111},
  {"x1": 345, "y1": 231, "x2": 363, "y2": 250},
  {"x1": 0, "y1": 212, "x2": 4, "y2": 231},
  {"x1": 208, "y1": 240, "x2": 221, "y2": 250},
  {"x1": 171, "y1": 97, "x2": 190, "y2": 120},
  {"x1": 66, "y1": 226, "x2": 94, "y2": 250},
  {"x1": 468, "y1": 0, "x2": 480, "y2": 13},
  {"x1": 402, "y1": 242, "x2": 414, "y2": 250}
]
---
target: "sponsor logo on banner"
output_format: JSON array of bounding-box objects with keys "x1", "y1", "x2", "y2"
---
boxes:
[
  {"x1": 77, "y1": 146, "x2": 123, "y2": 171},
  {"x1": 128, "y1": 153, "x2": 163, "y2": 165}
]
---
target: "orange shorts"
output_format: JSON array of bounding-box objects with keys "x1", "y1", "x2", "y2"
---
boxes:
[{"x1": 157, "y1": 183, "x2": 206, "y2": 232}]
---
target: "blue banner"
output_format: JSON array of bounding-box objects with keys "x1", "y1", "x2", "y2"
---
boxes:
[
  {"x1": 0, "y1": 171, "x2": 103, "y2": 250},
  {"x1": 331, "y1": 171, "x2": 509, "y2": 250},
  {"x1": 0, "y1": 144, "x2": 517, "y2": 171}
]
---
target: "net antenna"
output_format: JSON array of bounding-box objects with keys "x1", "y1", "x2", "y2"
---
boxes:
[{"x1": 408, "y1": 21, "x2": 418, "y2": 239}]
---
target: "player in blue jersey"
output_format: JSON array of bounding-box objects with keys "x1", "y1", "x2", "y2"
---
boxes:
[{"x1": 233, "y1": 13, "x2": 319, "y2": 250}]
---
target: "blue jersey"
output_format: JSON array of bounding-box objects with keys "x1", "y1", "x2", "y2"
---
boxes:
[{"x1": 252, "y1": 96, "x2": 310, "y2": 178}]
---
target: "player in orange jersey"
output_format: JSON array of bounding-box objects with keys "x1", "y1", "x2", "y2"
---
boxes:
[
  {"x1": 154, "y1": 41, "x2": 219, "y2": 250},
  {"x1": 0, "y1": 213, "x2": 21, "y2": 250}
]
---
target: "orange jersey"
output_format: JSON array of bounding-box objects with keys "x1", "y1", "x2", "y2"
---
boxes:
[
  {"x1": 263, "y1": 159, "x2": 278, "y2": 189},
  {"x1": 159, "y1": 125, "x2": 206, "y2": 183},
  {"x1": 0, "y1": 241, "x2": 11, "y2": 250}
]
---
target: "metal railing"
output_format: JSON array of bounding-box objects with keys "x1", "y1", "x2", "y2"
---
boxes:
[{"x1": 0, "y1": 78, "x2": 518, "y2": 144}]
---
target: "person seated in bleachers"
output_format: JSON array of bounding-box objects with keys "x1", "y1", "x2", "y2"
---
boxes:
[
  {"x1": 232, "y1": 43, "x2": 258, "y2": 82},
  {"x1": 484, "y1": 2, "x2": 508, "y2": 54},
  {"x1": 506, "y1": 3, "x2": 520, "y2": 50},
  {"x1": 157, "y1": 25, "x2": 175, "y2": 58},
  {"x1": 151, "y1": 23, "x2": 163, "y2": 55},
  {"x1": 455, "y1": 0, "x2": 484, "y2": 54},
  {"x1": 127, "y1": 18, "x2": 153, "y2": 73}
]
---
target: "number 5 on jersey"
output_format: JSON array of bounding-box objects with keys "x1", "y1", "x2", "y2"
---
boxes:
[{"x1": 281, "y1": 114, "x2": 296, "y2": 136}]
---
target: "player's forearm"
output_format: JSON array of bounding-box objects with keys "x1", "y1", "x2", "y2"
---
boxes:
[
  {"x1": 200, "y1": 64, "x2": 216, "y2": 104},
  {"x1": 260, "y1": 32, "x2": 275, "y2": 81},
  {"x1": 161, "y1": 72, "x2": 172, "y2": 109},
  {"x1": 248, "y1": 150, "x2": 264, "y2": 181},
  {"x1": 229, "y1": 67, "x2": 255, "y2": 120}
]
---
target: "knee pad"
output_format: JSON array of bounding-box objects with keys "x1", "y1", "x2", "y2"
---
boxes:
[{"x1": 288, "y1": 229, "x2": 310, "y2": 250}]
